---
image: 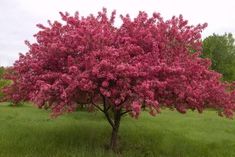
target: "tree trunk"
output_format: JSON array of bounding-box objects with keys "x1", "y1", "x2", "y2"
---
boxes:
[
  {"x1": 102, "y1": 96, "x2": 122, "y2": 152},
  {"x1": 109, "y1": 109, "x2": 121, "y2": 152}
]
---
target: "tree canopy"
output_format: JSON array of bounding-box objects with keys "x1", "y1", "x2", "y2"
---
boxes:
[{"x1": 3, "y1": 9, "x2": 235, "y2": 150}]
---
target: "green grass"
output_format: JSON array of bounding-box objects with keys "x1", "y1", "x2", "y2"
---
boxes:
[{"x1": 0, "y1": 102, "x2": 235, "y2": 157}]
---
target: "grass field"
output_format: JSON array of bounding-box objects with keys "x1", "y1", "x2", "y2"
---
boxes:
[{"x1": 0, "y1": 102, "x2": 235, "y2": 157}]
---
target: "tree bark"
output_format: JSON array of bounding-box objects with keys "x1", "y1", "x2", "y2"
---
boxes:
[
  {"x1": 102, "y1": 95, "x2": 122, "y2": 152},
  {"x1": 110, "y1": 109, "x2": 121, "y2": 152}
]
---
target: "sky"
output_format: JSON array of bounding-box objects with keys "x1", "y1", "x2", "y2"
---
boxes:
[{"x1": 0, "y1": 0, "x2": 235, "y2": 66}]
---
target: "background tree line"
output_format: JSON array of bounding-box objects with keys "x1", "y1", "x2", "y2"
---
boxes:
[
  {"x1": 202, "y1": 33, "x2": 235, "y2": 82},
  {"x1": 0, "y1": 67, "x2": 10, "y2": 100}
]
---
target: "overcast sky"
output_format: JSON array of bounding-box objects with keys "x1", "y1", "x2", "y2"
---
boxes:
[{"x1": 0, "y1": 0, "x2": 235, "y2": 66}]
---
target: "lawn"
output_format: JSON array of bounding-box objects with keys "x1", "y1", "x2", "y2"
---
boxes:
[{"x1": 0, "y1": 102, "x2": 235, "y2": 157}]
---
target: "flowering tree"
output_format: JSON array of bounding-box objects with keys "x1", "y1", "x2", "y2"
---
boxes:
[
  {"x1": 4, "y1": 9, "x2": 235, "y2": 151},
  {"x1": 1, "y1": 67, "x2": 26, "y2": 105}
]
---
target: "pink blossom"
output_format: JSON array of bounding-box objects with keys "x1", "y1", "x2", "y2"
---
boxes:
[
  {"x1": 3, "y1": 9, "x2": 235, "y2": 118},
  {"x1": 131, "y1": 101, "x2": 141, "y2": 118},
  {"x1": 102, "y1": 81, "x2": 109, "y2": 87}
]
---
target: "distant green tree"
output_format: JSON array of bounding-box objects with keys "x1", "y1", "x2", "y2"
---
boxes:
[
  {"x1": 0, "y1": 67, "x2": 11, "y2": 101},
  {"x1": 202, "y1": 33, "x2": 235, "y2": 82}
]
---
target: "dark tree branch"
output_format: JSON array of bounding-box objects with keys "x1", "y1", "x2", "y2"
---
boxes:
[
  {"x1": 119, "y1": 97, "x2": 128, "y2": 107},
  {"x1": 104, "y1": 109, "x2": 114, "y2": 128},
  {"x1": 121, "y1": 110, "x2": 132, "y2": 116},
  {"x1": 102, "y1": 95, "x2": 114, "y2": 128},
  {"x1": 90, "y1": 97, "x2": 104, "y2": 112},
  {"x1": 91, "y1": 101, "x2": 104, "y2": 113},
  {"x1": 106, "y1": 105, "x2": 111, "y2": 112}
]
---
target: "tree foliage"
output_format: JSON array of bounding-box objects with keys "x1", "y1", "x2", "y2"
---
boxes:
[
  {"x1": 202, "y1": 33, "x2": 235, "y2": 82},
  {"x1": 0, "y1": 67, "x2": 11, "y2": 101},
  {"x1": 1, "y1": 67, "x2": 25, "y2": 105},
  {"x1": 4, "y1": 9, "x2": 235, "y2": 151}
]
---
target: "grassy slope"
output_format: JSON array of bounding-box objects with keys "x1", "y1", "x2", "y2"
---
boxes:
[{"x1": 0, "y1": 103, "x2": 235, "y2": 157}]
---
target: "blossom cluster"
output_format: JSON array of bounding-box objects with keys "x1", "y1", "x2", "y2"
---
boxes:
[{"x1": 4, "y1": 9, "x2": 235, "y2": 118}]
